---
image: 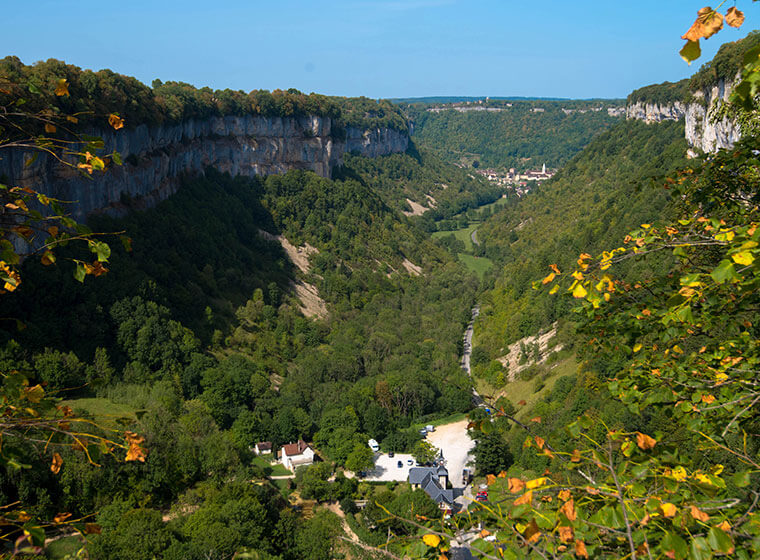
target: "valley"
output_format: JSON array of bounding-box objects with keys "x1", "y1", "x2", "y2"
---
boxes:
[{"x1": 0, "y1": 26, "x2": 759, "y2": 560}]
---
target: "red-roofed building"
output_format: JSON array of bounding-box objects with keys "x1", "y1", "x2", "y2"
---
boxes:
[{"x1": 280, "y1": 440, "x2": 315, "y2": 471}]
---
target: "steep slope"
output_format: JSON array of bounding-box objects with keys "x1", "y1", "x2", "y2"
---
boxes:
[{"x1": 472, "y1": 119, "x2": 687, "y2": 361}]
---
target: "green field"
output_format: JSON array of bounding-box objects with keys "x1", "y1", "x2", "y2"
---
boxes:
[
  {"x1": 62, "y1": 397, "x2": 142, "y2": 429},
  {"x1": 457, "y1": 253, "x2": 493, "y2": 279}
]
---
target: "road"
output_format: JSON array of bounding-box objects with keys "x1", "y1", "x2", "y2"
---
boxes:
[
  {"x1": 470, "y1": 229, "x2": 480, "y2": 246},
  {"x1": 461, "y1": 306, "x2": 484, "y2": 406}
]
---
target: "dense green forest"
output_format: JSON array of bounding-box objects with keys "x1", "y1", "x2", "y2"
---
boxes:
[
  {"x1": 405, "y1": 99, "x2": 621, "y2": 171},
  {"x1": 472, "y1": 119, "x2": 688, "y2": 355},
  {"x1": 0, "y1": 154, "x2": 482, "y2": 557},
  {"x1": 0, "y1": 56, "x2": 408, "y2": 133}
]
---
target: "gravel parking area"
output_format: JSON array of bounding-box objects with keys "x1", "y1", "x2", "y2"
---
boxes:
[
  {"x1": 426, "y1": 419, "x2": 475, "y2": 488},
  {"x1": 363, "y1": 452, "x2": 416, "y2": 482},
  {"x1": 362, "y1": 419, "x2": 475, "y2": 486}
]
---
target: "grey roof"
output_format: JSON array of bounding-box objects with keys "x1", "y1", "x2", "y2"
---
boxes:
[{"x1": 408, "y1": 465, "x2": 455, "y2": 505}]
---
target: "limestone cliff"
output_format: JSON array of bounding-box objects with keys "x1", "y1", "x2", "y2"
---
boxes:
[
  {"x1": 0, "y1": 114, "x2": 408, "y2": 221},
  {"x1": 626, "y1": 78, "x2": 742, "y2": 154}
]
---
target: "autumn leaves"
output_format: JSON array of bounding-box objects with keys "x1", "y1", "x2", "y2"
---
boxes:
[{"x1": 680, "y1": 5, "x2": 746, "y2": 64}]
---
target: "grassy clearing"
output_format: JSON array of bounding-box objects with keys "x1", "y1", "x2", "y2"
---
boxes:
[
  {"x1": 62, "y1": 397, "x2": 141, "y2": 429},
  {"x1": 432, "y1": 223, "x2": 479, "y2": 252},
  {"x1": 474, "y1": 355, "x2": 578, "y2": 419},
  {"x1": 251, "y1": 455, "x2": 292, "y2": 476},
  {"x1": 457, "y1": 253, "x2": 493, "y2": 279}
]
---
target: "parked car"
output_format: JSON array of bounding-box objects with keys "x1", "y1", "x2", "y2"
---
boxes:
[
  {"x1": 407, "y1": 459, "x2": 414, "y2": 465},
  {"x1": 397, "y1": 460, "x2": 403, "y2": 468},
  {"x1": 419, "y1": 428, "x2": 428, "y2": 436},
  {"x1": 388, "y1": 451, "x2": 394, "y2": 458}
]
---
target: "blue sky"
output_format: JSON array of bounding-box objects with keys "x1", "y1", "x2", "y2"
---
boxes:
[{"x1": 3, "y1": 1, "x2": 755, "y2": 99}]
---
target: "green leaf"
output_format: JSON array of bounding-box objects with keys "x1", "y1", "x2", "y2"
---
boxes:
[
  {"x1": 710, "y1": 260, "x2": 738, "y2": 284},
  {"x1": 23, "y1": 525, "x2": 45, "y2": 546},
  {"x1": 662, "y1": 532, "x2": 689, "y2": 559},
  {"x1": 74, "y1": 262, "x2": 86, "y2": 283},
  {"x1": 732, "y1": 470, "x2": 751, "y2": 487},
  {"x1": 689, "y1": 536, "x2": 711, "y2": 560},
  {"x1": 680, "y1": 40, "x2": 701, "y2": 64},
  {"x1": 90, "y1": 241, "x2": 111, "y2": 262},
  {"x1": 112, "y1": 151, "x2": 123, "y2": 165},
  {"x1": 27, "y1": 83, "x2": 42, "y2": 94},
  {"x1": 707, "y1": 527, "x2": 732, "y2": 553}
]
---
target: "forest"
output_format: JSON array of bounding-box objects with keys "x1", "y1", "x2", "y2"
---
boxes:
[{"x1": 404, "y1": 99, "x2": 621, "y2": 171}]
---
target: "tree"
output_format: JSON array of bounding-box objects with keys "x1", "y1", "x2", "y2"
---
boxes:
[
  {"x1": 345, "y1": 443, "x2": 375, "y2": 474},
  {"x1": 471, "y1": 432, "x2": 513, "y2": 476},
  {"x1": 0, "y1": 67, "x2": 143, "y2": 552},
  {"x1": 412, "y1": 440, "x2": 439, "y2": 465}
]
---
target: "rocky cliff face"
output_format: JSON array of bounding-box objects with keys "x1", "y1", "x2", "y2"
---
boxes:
[
  {"x1": 625, "y1": 101, "x2": 686, "y2": 123},
  {"x1": 0, "y1": 115, "x2": 409, "y2": 220},
  {"x1": 626, "y1": 78, "x2": 742, "y2": 154},
  {"x1": 683, "y1": 79, "x2": 742, "y2": 154}
]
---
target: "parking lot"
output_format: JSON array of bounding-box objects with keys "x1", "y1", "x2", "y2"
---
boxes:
[
  {"x1": 363, "y1": 452, "x2": 417, "y2": 482},
  {"x1": 362, "y1": 419, "x2": 475, "y2": 486}
]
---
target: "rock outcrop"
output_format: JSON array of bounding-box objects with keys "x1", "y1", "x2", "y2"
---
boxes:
[
  {"x1": 626, "y1": 78, "x2": 742, "y2": 154},
  {"x1": 0, "y1": 115, "x2": 408, "y2": 221}
]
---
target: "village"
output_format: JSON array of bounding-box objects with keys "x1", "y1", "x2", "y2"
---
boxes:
[
  {"x1": 474, "y1": 163, "x2": 556, "y2": 196},
  {"x1": 251, "y1": 416, "x2": 477, "y2": 515}
]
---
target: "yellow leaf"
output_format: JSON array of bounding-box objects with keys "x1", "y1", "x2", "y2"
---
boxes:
[
  {"x1": 50, "y1": 452, "x2": 63, "y2": 474},
  {"x1": 682, "y1": 7, "x2": 724, "y2": 41},
  {"x1": 530, "y1": 416, "x2": 542, "y2": 423},
  {"x1": 690, "y1": 505, "x2": 710, "y2": 522},
  {"x1": 701, "y1": 394, "x2": 715, "y2": 404},
  {"x1": 575, "y1": 539, "x2": 589, "y2": 559},
  {"x1": 549, "y1": 284, "x2": 559, "y2": 295},
  {"x1": 681, "y1": 39, "x2": 702, "y2": 64},
  {"x1": 40, "y1": 251, "x2": 56, "y2": 266},
  {"x1": 508, "y1": 478, "x2": 525, "y2": 493},
  {"x1": 526, "y1": 477, "x2": 548, "y2": 489},
  {"x1": 560, "y1": 499, "x2": 577, "y2": 521},
  {"x1": 54, "y1": 512, "x2": 72, "y2": 523},
  {"x1": 541, "y1": 272, "x2": 556, "y2": 285},
  {"x1": 549, "y1": 264, "x2": 561, "y2": 274},
  {"x1": 523, "y1": 519, "x2": 540, "y2": 543},
  {"x1": 718, "y1": 520, "x2": 731, "y2": 531},
  {"x1": 479, "y1": 529, "x2": 491, "y2": 538},
  {"x1": 514, "y1": 490, "x2": 533, "y2": 506},
  {"x1": 558, "y1": 525, "x2": 574, "y2": 543},
  {"x1": 732, "y1": 251, "x2": 754, "y2": 266},
  {"x1": 44, "y1": 123, "x2": 56, "y2": 133},
  {"x1": 558, "y1": 489, "x2": 571, "y2": 501},
  {"x1": 570, "y1": 449, "x2": 581, "y2": 462},
  {"x1": 725, "y1": 7, "x2": 744, "y2": 28},
  {"x1": 486, "y1": 474, "x2": 496, "y2": 485},
  {"x1": 534, "y1": 436, "x2": 545, "y2": 449},
  {"x1": 24, "y1": 384, "x2": 45, "y2": 403},
  {"x1": 66, "y1": 115, "x2": 78, "y2": 123},
  {"x1": 633, "y1": 343, "x2": 642, "y2": 353},
  {"x1": 572, "y1": 283, "x2": 587, "y2": 298},
  {"x1": 497, "y1": 471, "x2": 507, "y2": 478},
  {"x1": 671, "y1": 466, "x2": 688, "y2": 481},
  {"x1": 108, "y1": 113, "x2": 125, "y2": 130},
  {"x1": 636, "y1": 432, "x2": 656, "y2": 451},
  {"x1": 661, "y1": 503, "x2": 678, "y2": 518},
  {"x1": 54, "y1": 78, "x2": 69, "y2": 97},
  {"x1": 422, "y1": 534, "x2": 441, "y2": 547}
]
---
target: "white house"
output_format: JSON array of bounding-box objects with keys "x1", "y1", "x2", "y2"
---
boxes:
[
  {"x1": 254, "y1": 441, "x2": 272, "y2": 456},
  {"x1": 280, "y1": 440, "x2": 315, "y2": 472}
]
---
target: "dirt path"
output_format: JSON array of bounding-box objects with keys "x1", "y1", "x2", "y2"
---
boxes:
[{"x1": 326, "y1": 502, "x2": 360, "y2": 543}]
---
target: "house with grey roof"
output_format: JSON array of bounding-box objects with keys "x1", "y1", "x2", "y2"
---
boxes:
[{"x1": 408, "y1": 464, "x2": 460, "y2": 510}]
